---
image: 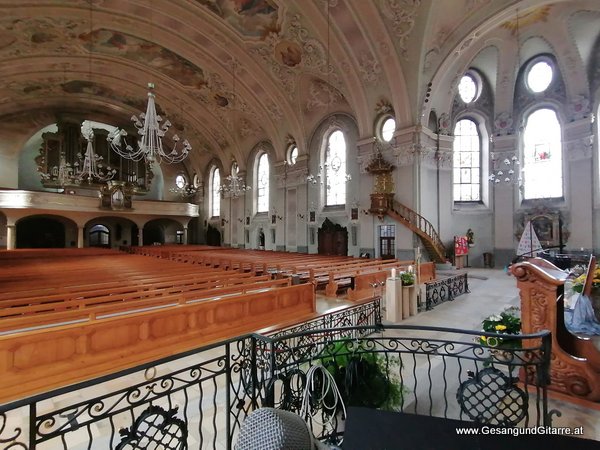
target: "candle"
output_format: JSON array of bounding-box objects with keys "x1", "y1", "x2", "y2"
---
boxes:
[
  {"x1": 408, "y1": 265, "x2": 414, "y2": 274},
  {"x1": 391, "y1": 268, "x2": 396, "y2": 278}
]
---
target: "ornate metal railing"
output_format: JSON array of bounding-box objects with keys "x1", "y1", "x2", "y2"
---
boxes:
[
  {"x1": 0, "y1": 301, "x2": 553, "y2": 449},
  {"x1": 424, "y1": 272, "x2": 469, "y2": 311},
  {"x1": 257, "y1": 326, "x2": 553, "y2": 445}
]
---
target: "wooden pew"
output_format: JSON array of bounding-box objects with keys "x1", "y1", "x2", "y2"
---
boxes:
[{"x1": 0, "y1": 283, "x2": 315, "y2": 404}]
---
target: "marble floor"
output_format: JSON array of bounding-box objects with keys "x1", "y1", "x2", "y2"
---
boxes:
[{"x1": 320, "y1": 267, "x2": 600, "y2": 441}]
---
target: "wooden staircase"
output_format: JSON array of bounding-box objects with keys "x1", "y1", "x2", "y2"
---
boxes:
[{"x1": 387, "y1": 200, "x2": 446, "y2": 263}]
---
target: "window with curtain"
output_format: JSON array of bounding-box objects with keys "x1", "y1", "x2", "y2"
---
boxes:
[
  {"x1": 522, "y1": 108, "x2": 562, "y2": 199},
  {"x1": 453, "y1": 119, "x2": 481, "y2": 202},
  {"x1": 257, "y1": 153, "x2": 269, "y2": 213},
  {"x1": 211, "y1": 167, "x2": 220, "y2": 217},
  {"x1": 325, "y1": 130, "x2": 347, "y2": 206}
]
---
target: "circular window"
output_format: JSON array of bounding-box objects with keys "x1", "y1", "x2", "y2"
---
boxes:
[
  {"x1": 288, "y1": 146, "x2": 298, "y2": 165},
  {"x1": 175, "y1": 174, "x2": 186, "y2": 189},
  {"x1": 458, "y1": 74, "x2": 478, "y2": 104},
  {"x1": 381, "y1": 117, "x2": 395, "y2": 142},
  {"x1": 527, "y1": 60, "x2": 553, "y2": 93}
]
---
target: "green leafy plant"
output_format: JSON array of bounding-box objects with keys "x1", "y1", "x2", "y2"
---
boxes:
[
  {"x1": 321, "y1": 340, "x2": 405, "y2": 411},
  {"x1": 478, "y1": 306, "x2": 521, "y2": 349},
  {"x1": 400, "y1": 271, "x2": 415, "y2": 286}
]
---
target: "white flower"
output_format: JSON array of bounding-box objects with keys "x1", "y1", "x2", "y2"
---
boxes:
[{"x1": 488, "y1": 315, "x2": 502, "y2": 322}]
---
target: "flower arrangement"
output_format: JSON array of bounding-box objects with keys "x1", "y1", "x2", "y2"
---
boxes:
[
  {"x1": 571, "y1": 265, "x2": 600, "y2": 294},
  {"x1": 479, "y1": 306, "x2": 521, "y2": 348},
  {"x1": 400, "y1": 271, "x2": 415, "y2": 286}
]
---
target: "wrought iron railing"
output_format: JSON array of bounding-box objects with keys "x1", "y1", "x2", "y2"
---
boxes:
[
  {"x1": 424, "y1": 272, "x2": 469, "y2": 311},
  {"x1": 0, "y1": 299, "x2": 553, "y2": 449}
]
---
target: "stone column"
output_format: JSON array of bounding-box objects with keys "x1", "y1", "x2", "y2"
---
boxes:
[
  {"x1": 6, "y1": 224, "x2": 15, "y2": 250},
  {"x1": 183, "y1": 226, "x2": 188, "y2": 245},
  {"x1": 77, "y1": 226, "x2": 85, "y2": 248},
  {"x1": 138, "y1": 228, "x2": 143, "y2": 247}
]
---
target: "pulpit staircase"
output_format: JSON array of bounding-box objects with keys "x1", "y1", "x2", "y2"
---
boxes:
[
  {"x1": 388, "y1": 200, "x2": 446, "y2": 263},
  {"x1": 369, "y1": 193, "x2": 446, "y2": 263}
]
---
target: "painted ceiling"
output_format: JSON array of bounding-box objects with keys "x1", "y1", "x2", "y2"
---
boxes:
[{"x1": 0, "y1": 0, "x2": 597, "y2": 172}]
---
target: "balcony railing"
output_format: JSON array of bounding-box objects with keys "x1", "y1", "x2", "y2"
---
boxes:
[{"x1": 0, "y1": 298, "x2": 553, "y2": 449}]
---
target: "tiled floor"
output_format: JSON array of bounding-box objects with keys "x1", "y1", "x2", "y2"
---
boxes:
[{"x1": 319, "y1": 268, "x2": 600, "y2": 441}]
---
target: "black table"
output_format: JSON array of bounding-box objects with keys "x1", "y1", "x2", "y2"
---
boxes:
[{"x1": 342, "y1": 407, "x2": 598, "y2": 450}]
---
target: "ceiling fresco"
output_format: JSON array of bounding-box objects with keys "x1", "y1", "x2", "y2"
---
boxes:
[
  {"x1": 0, "y1": 0, "x2": 596, "y2": 170},
  {"x1": 195, "y1": 0, "x2": 280, "y2": 40}
]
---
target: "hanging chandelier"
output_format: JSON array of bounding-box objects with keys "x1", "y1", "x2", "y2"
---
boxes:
[
  {"x1": 75, "y1": 121, "x2": 116, "y2": 184},
  {"x1": 219, "y1": 173, "x2": 251, "y2": 199},
  {"x1": 107, "y1": 83, "x2": 191, "y2": 165}
]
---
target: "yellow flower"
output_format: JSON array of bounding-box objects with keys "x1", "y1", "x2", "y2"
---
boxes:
[
  {"x1": 480, "y1": 336, "x2": 487, "y2": 342},
  {"x1": 495, "y1": 324, "x2": 507, "y2": 331}
]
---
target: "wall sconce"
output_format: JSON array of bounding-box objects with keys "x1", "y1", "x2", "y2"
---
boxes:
[
  {"x1": 362, "y1": 209, "x2": 370, "y2": 215},
  {"x1": 221, "y1": 218, "x2": 229, "y2": 226},
  {"x1": 297, "y1": 213, "x2": 305, "y2": 219},
  {"x1": 237, "y1": 218, "x2": 244, "y2": 223},
  {"x1": 277, "y1": 214, "x2": 283, "y2": 221}
]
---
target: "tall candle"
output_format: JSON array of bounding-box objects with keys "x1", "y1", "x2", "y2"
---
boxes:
[{"x1": 391, "y1": 268, "x2": 396, "y2": 278}]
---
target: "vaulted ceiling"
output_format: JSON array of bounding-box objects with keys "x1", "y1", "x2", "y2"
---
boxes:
[{"x1": 0, "y1": 0, "x2": 596, "y2": 175}]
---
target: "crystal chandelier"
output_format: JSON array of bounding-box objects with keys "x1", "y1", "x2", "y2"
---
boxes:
[
  {"x1": 488, "y1": 154, "x2": 522, "y2": 185},
  {"x1": 219, "y1": 173, "x2": 251, "y2": 199},
  {"x1": 75, "y1": 121, "x2": 116, "y2": 184},
  {"x1": 107, "y1": 83, "x2": 191, "y2": 164}
]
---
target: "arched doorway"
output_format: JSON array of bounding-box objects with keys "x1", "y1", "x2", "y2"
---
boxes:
[
  {"x1": 143, "y1": 219, "x2": 183, "y2": 245},
  {"x1": 206, "y1": 224, "x2": 221, "y2": 246},
  {"x1": 16, "y1": 215, "x2": 75, "y2": 248},
  {"x1": 89, "y1": 224, "x2": 110, "y2": 247}
]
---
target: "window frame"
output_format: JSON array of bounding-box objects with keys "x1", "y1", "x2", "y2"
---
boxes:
[
  {"x1": 458, "y1": 70, "x2": 483, "y2": 104},
  {"x1": 255, "y1": 152, "x2": 269, "y2": 214},
  {"x1": 520, "y1": 106, "x2": 564, "y2": 201},
  {"x1": 324, "y1": 129, "x2": 348, "y2": 207},
  {"x1": 524, "y1": 56, "x2": 554, "y2": 95},
  {"x1": 210, "y1": 166, "x2": 221, "y2": 218},
  {"x1": 452, "y1": 118, "x2": 483, "y2": 204}
]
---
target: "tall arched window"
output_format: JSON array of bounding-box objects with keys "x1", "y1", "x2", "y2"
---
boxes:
[
  {"x1": 256, "y1": 153, "x2": 269, "y2": 213},
  {"x1": 522, "y1": 108, "x2": 562, "y2": 200},
  {"x1": 210, "y1": 167, "x2": 221, "y2": 217},
  {"x1": 325, "y1": 130, "x2": 347, "y2": 206},
  {"x1": 453, "y1": 119, "x2": 481, "y2": 202}
]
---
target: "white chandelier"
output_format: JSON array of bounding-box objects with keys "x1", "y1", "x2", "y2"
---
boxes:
[
  {"x1": 219, "y1": 174, "x2": 251, "y2": 199},
  {"x1": 76, "y1": 121, "x2": 116, "y2": 184},
  {"x1": 107, "y1": 83, "x2": 191, "y2": 165},
  {"x1": 488, "y1": 154, "x2": 522, "y2": 185}
]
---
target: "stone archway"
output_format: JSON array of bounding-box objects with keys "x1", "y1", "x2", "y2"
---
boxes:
[{"x1": 16, "y1": 214, "x2": 77, "y2": 248}]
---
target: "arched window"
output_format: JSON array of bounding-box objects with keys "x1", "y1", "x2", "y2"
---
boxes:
[
  {"x1": 256, "y1": 153, "x2": 269, "y2": 213},
  {"x1": 89, "y1": 224, "x2": 110, "y2": 247},
  {"x1": 453, "y1": 119, "x2": 481, "y2": 202},
  {"x1": 522, "y1": 108, "x2": 562, "y2": 199},
  {"x1": 210, "y1": 167, "x2": 220, "y2": 217},
  {"x1": 325, "y1": 130, "x2": 347, "y2": 206}
]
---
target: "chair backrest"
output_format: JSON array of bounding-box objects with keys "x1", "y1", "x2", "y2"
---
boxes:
[{"x1": 583, "y1": 255, "x2": 597, "y2": 297}]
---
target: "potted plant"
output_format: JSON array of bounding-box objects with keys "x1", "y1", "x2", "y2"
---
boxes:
[
  {"x1": 320, "y1": 339, "x2": 405, "y2": 412},
  {"x1": 479, "y1": 306, "x2": 521, "y2": 349},
  {"x1": 400, "y1": 271, "x2": 414, "y2": 286}
]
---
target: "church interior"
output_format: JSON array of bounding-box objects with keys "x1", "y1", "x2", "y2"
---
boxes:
[{"x1": 1, "y1": 0, "x2": 600, "y2": 448}]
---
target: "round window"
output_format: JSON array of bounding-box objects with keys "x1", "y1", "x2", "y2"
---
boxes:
[
  {"x1": 289, "y1": 146, "x2": 298, "y2": 165},
  {"x1": 175, "y1": 174, "x2": 186, "y2": 189},
  {"x1": 527, "y1": 61, "x2": 553, "y2": 93},
  {"x1": 458, "y1": 74, "x2": 478, "y2": 104},
  {"x1": 381, "y1": 117, "x2": 395, "y2": 142}
]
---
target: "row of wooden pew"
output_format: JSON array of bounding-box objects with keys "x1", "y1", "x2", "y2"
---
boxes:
[{"x1": 0, "y1": 248, "x2": 318, "y2": 403}]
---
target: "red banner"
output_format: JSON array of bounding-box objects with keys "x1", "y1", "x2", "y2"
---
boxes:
[{"x1": 454, "y1": 236, "x2": 468, "y2": 256}]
